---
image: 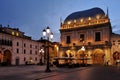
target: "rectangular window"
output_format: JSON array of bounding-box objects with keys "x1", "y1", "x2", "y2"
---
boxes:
[
  {"x1": 24, "y1": 57, "x2": 26, "y2": 61},
  {"x1": 35, "y1": 51, "x2": 37, "y2": 55},
  {"x1": 10, "y1": 41, "x2": 12, "y2": 46},
  {"x1": 35, "y1": 46, "x2": 37, "y2": 49},
  {"x1": 113, "y1": 41, "x2": 115, "y2": 42},
  {"x1": 66, "y1": 36, "x2": 71, "y2": 44},
  {"x1": 95, "y1": 32, "x2": 101, "y2": 41},
  {"x1": 30, "y1": 44, "x2": 32, "y2": 48},
  {"x1": 35, "y1": 57, "x2": 37, "y2": 61},
  {"x1": 24, "y1": 43, "x2": 26, "y2": 47},
  {"x1": 80, "y1": 34, "x2": 85, "y2": 42},
  {"x1": 16, "y1": 48, "x2": 19, "y2": 53},
  {"x1": 113, "y1": 41, "x2": 115, "y2": 45},
  {"x1": 30, "y1": 50, "x2": 32, "y2": 54},
  {"x1": 17, "y1": 42, "x2": 19, "y2": 46},
  {"x1": 24, "y1": 49, "x2": 26, "y2": 54}
]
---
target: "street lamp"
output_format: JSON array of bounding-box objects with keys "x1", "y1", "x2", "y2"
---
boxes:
[
  {"x1": 81, "y1": 46, "x2": 85, "y2": 66},
  {"x1": 39, "y1": 48, "x2": 44, "y2": 65},
  {"x1": 42, "y1": 26, "x2": 53, "y2": 72}
]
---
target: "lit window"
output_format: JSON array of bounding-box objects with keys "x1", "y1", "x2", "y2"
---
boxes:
[
  {"x1": 12, "y1": 32, "x2": 15, "y2": 35},
  {"x1": 30, "y1": 57, "x2": 33, "y2": 63}
]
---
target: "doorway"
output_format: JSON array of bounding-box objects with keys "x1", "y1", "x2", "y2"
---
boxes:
[
  {"x1": 3, "y1": 50, "x2": 11, "y2": 65},
  {"x1": 92, "y1": 49, "x2": 105, "y2": 65}
]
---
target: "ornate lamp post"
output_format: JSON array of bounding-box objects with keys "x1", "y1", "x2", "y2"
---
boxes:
[
  {"x1": 42, "y1": 26, "x2": 53, "y2": 72},
  {"x1": 39, "y1": 48, "x2": 44, "y2": 65},
  {"x1": 81, "y1": 46, "x2": 85, "y2": 65}
]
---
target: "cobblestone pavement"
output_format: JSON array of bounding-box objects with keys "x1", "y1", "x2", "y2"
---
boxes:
[
  {"x1": 36, "y1": 66, "x2": 120, "y2": 80},
  {"x1": 0, "y1": 65, "x2": 119, "y2": 80},
  {"x1": 0, "y1": 65, "x2": 87, "y2": 80}
]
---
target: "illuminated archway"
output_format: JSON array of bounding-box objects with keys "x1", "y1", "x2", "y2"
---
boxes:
[
  {"x1": 64, "y1": 50, "x2": 75, "y2": 58},
  {"x1": 3, "y1": 50, "x2": 11, "y2": 65},
  {"x1": 77, "y1": 50, "x2": 84, "y2": 58},
  {"x1": 113, "y1": 51, "x2": 120, "y2": 62},
  {"x1": 77, "y1": 49, "x2": 87, "y2": 64},
  {"x1": 92, "y1": 49, "x2": 104, "y2": 65}
]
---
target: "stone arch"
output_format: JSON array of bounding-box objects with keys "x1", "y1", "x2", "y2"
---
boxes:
[
  {"x1": 3, "y1": 50, "x2": 12, "y2": 65},
  {"x1": 77, "y1": 49, "x2": 87, "y2": 64},
  {"x1": 92, "y1": 49, "x2": 105, "y2": 65},
  {"x1": 66, "y1": 50, "x2": 71, "y2": 57},
  {"x1": 113, "y1": 51, "x2": 120, "y2": 62},
  {"x1": 77, "y1": 49, "x2": 83, "y2": 58},
  {"x1": 66, "y1": 50, "x2": 75, "y2": 57}
]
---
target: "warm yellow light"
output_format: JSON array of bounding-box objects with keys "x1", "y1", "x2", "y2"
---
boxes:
[
  {"x1": 81, "y1": 46, "x2": 85, "y2": 51},
  {"x1": 88, "y1": 17, "x2": 91, "y2": 20},
  {"x1": 74, "y1": 20, "x2": 76, "y2": 23},
  {"x1": 80, "y1": 19, "x2": 83, "y2": 22},
  {"x1": 12, "y1": 32, "x2": 15, "y2": 35},
  {"x1": 55, "y1": 45, "x2": 57, "y2": 47},
  {"x1": 57, "y1": 47, "x2": 59, "y2": 51},
  {"x1": 55, "y1": 45, "x2": 59, "y2": 52},
  {"x1": 16, "y1": 33, "x2": 19, "y2": 36},
  {"x1": 67, "y1": 21, "x2": 71, "y2": 24},
  {"x1": 96, "y1": 15, "x2": 100, "y2": 19}
]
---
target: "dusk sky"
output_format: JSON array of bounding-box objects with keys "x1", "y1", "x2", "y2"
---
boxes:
[{"x1": 0, "y1": 0, "x2": 120, "y2": 42}]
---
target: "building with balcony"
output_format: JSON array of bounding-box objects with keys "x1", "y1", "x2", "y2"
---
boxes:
[{"x1": 59, "y1": 7, "x2": 120, "y2": 65}]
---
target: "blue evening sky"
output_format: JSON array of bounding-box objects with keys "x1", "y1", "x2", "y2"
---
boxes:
[{"x1": 0, "y1": 0, "x2": 120, "y2": 42}]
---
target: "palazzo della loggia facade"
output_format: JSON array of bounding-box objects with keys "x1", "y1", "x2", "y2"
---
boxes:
[{"x1": 59, "y1": 7, "x2": 120, "y2": 65}]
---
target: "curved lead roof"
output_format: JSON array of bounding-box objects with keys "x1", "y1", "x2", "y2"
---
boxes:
[{"x1": 64, "y1": 7, "x2": 105, "y2": 22}]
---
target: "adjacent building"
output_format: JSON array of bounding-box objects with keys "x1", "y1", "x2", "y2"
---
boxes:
[{"x1": 0, "y1": 25, "x2": 58, "y2": 65}]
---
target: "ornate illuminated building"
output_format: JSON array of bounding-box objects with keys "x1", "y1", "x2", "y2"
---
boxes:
[
  {"x1": 59, "y1": 7, "x2": 120, "y2": 65},
  {"x1": 0, "y1": 25, "x2": 58, "y2": 65}
]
